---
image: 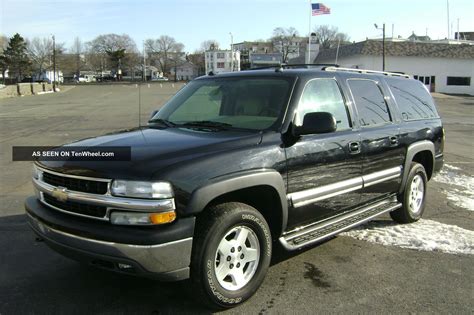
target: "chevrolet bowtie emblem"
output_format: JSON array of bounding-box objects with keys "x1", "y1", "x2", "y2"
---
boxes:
[{"x1": 51, "y1": 187, "x2": 68, "y2": 202}]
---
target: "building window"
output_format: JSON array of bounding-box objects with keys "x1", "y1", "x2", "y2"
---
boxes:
[
  {"x1": 217, "y1": 53, "x2": 225, "y2": 59},
  {"x1": 447, "y1": 76, "x2": 471, "y2": 86},
  {"x1": 217, "y1": 62, "x2": 225, "y2": 68}
]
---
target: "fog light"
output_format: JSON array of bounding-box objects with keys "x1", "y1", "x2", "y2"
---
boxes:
[{"x1": 110, "y1": 211, "x2": 176, "y2": 225}]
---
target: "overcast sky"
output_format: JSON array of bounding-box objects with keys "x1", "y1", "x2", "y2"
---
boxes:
[{"x1": 1, "y1": 0, "x2": 473, "y2": 52}]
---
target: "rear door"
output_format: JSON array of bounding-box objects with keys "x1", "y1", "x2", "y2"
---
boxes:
[
  {"x1": 285, "y1": 78, "x2": 363, "y2": 229},
  {"x1": 346, "y1": 78, "x2": 404, "y2": 205}
]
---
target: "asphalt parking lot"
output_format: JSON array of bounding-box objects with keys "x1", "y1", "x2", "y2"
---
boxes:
[{"x1": 0, "y1": 84, "x2": 473, "y2": 314}]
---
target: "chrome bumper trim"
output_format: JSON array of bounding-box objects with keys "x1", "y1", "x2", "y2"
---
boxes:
[{"x1": 27, "y1": 212, "x2": 193, "y2": 276}]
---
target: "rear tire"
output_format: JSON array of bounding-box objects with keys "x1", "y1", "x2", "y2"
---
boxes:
[
  {"x1": 190, "y1": 202, "x2": 272, "y2": 309},
  {"x1": 391, "y1": 162, "x2": 428, "y2": 223}
]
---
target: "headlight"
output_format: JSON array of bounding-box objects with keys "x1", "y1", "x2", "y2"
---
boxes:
[
  {"x1": 110, "y1": 211, "x2": 176, "y2": 225},
  {"x1": 32, "y1": 164, "x2": 41, "y2": 180},
  {"x1": 110, "y1": 180, "x2": 173, "y2": 199}
]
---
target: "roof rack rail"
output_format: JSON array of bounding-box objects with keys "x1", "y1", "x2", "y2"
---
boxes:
[
  {"x1": 281, "y1": 63, "x2": 340, "y2": 68},
  {"x1": 323, "y1": 66, "x2": 411, "y2": 78},
  {"x1": 245, "y1": 64, "x2": 340, "y2": 71}
]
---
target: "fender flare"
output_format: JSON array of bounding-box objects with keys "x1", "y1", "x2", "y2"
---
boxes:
[
  {"x1": 400, "y1": 140, "x2": 435, "y2": 194},
  {"x1": 185, "y1": 170, "x2": 288, "y2": 234}
]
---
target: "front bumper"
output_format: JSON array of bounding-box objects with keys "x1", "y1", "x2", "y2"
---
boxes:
[{"x1": 25, "y1": 196, "x2": 194, "y2": 281}]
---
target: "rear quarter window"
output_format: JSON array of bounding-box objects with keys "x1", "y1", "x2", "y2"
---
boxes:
[{"x1": 388, "y1": 79, "x2": 439, "y2": 120}]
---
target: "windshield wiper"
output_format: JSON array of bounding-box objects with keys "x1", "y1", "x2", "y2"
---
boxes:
[
  {"x1": 147, "y1": 118, "x2": 176, "y2": 127},
  {"x1": 180, "y1": 120, "x2": 233, "y2": 130}
]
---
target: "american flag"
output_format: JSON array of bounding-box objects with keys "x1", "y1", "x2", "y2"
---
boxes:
[{"x1": 312, "y1": 3, "x2": 331, "y2": 16}]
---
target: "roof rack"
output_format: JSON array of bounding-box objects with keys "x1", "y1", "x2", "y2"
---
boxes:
[
  {"x1": 323, "y1": 66, "x2": 411, "y2": 78},
  {"x1": 281, "y1": 63, "x2": 340, "y2": 68},
  {"x1": 246, "y1": 64, "x2": 340, "y2": 71}
]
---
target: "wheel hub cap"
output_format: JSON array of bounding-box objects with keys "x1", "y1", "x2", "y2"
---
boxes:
[
  {"x1": 214, "y1": 226, "x2": 260, "y2": 291},
  {"x1": 408, "y1": 174, "x2": 424, "y2": 214}
]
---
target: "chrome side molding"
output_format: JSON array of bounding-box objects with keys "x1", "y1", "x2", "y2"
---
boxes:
[
  {"x1": 287, "y1": 166, "x2": 402, "y2": 208},
  {"x1": 288, "y1": 177, "x2": 363, "y2": 208}
]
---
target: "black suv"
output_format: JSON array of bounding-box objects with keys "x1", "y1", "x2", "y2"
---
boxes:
[{"x1": 25, "y1": 66, "x2": 444, "y2": 308}]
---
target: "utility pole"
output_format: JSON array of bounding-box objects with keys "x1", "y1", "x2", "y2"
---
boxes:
[
  {"x1": 335, "y1": 38, "x2": 341, "y2": 64},
  {"x1": 374, "y1": 23, "x2": 386, "y2": 71},
  {"x1": 143, "y1": 41, "x2": 146, "y2": 81},
  {"x1": 52, "y1": 35, "x2": 56, "y2": 92},
  {"x1": 382, "y1": 23, "x2": 385, "y2": 71},
  {"x1": 307, "y1": 0, "x2": 311, "y2": 64},
  {"x1": 457, "y1": 18, "x2": 460, "y2": 41},
  {"x1": 229, "y1": 32, "x2": 234, "y2": 72}
]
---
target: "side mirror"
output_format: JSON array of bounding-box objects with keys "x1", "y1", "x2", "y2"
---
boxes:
[
  {"x1": 149, "y1": 109, "x2": 159, "y2": 120},
  {"x1": 294, "y1": 112, "x2": 337, "y2": 136}
]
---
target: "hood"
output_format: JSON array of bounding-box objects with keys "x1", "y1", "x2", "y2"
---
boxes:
[{"x1": 38, "y1": 127, "x2": 262, "y2": 180}]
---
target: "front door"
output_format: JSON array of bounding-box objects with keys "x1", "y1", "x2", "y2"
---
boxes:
[{"x1": 285, "y1": 78, "x2": 363, "y2": 230}]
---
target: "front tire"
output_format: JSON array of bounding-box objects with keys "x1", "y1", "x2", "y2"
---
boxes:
[
  {"x1": 391, "y1": 162, "x2": 428, "y2": 223},
  {"x1": 190, "y1": 202, "x2": 272, "y2": 309}
]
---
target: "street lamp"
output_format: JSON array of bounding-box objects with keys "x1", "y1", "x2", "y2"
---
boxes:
[
  {"x1": 374, "y1": 23, "x2": 386, "y2": 71},
  {"x1": 229, "y1": 32, "x2": 234, "y2": 72}
]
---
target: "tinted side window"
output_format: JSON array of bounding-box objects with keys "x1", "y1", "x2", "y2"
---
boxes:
[
  {"x1": 348, "y1": 79, "x2": 391, "y2": 127},
  {"x1": 295, "y1": 79, "x2": 350, "y2": 131},
  {"x1": 388, "y1": 79, "x2": 439, "y2": 120}
]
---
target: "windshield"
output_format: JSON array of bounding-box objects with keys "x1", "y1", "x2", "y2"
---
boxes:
[{"x1": 152, "y1": 77, "x2": 293, "y2": 131}]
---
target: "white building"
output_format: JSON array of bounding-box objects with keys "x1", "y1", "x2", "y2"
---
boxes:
[
  {"x1": 315, "y1": 40, "x2": 474, "y2": 95},
  {"x1": 205, "y1": 50, "x2": 240, "y2": 74},
  {"x1": 169, "y1": 61, "x2": 199, "y2": 80},
  {"x1": 32, "y1": 70, "x2": 64, "y2": 84},
  {"x1": 0, "y1": 69, "x2": 8, "y2": 79}
]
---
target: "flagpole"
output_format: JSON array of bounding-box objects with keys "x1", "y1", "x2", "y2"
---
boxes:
[
  {"x1": 308, "y1": 0, "x2": 311, "y2": 64},
  {"x1": 447, "y1": 0, "x2": 450, "y2": 40}
]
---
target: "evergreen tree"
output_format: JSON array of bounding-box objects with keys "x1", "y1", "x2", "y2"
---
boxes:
[{"x1": 0, "y1": 33, "x2": 31, "y2": 82}]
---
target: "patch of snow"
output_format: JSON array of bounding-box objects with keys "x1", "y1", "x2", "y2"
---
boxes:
[
  {"x1": 341, "y1": 219, "x2": 474, "y2": 255},
  {"x1": 443, "y1": 164, "x2": 461, "y2": 171},
  {"x1": 433, "y1": 164, "x2": 474, "y2": 211}
]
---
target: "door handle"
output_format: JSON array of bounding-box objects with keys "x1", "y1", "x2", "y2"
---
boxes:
[
  {"x1": 349, "y1": 141, "x2": 361, "y2": 154},
  {"x1": 389, "y1": 136, "x2": 399, "y2": 146}
]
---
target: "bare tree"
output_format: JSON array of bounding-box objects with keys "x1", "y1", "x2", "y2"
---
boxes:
[
  {"x1": 271, "y1": 27, "x2": 300, "y2": 63},
  {"x1": 69, "y1": 37, "x2": 84, "y2": 77},
  {"x1": 0, "y1": 35, "x2": 8, "y2": 53},
  {"x1": 145, "y1": 35, "x2": 185, "y2": 75},
  {"x1": 27, "y1": 37, "x2": 64, "y2": 77},
  {"x1": 200, "y1": 40, "x2": 219, "y2": 52},
  {"x1": 313, "y1": 25, "x2": 350, "y2": 49},
  {"x1": 187, "y1": 51, "x2": 205, "y2": 76},
  {"x1": 87, "y1": 34, "x2": 138, "y2": 78}
]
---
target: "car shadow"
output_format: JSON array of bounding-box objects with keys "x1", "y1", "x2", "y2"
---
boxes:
[{"x1": 0, "y1": 213, "x2": 210, "y2": 314}]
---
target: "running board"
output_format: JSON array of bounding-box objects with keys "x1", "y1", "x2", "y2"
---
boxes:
[{"x1": 279, "y1": 198, "x2": 402, "y2": 250}]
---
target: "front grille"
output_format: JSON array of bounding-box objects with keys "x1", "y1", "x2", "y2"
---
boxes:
[
  {"x1": 42, "y1": 172, "x2": 108, "y2": 194},
  {"x1": 43, "y1": 194, "x2": 107, "y2": 218}
]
